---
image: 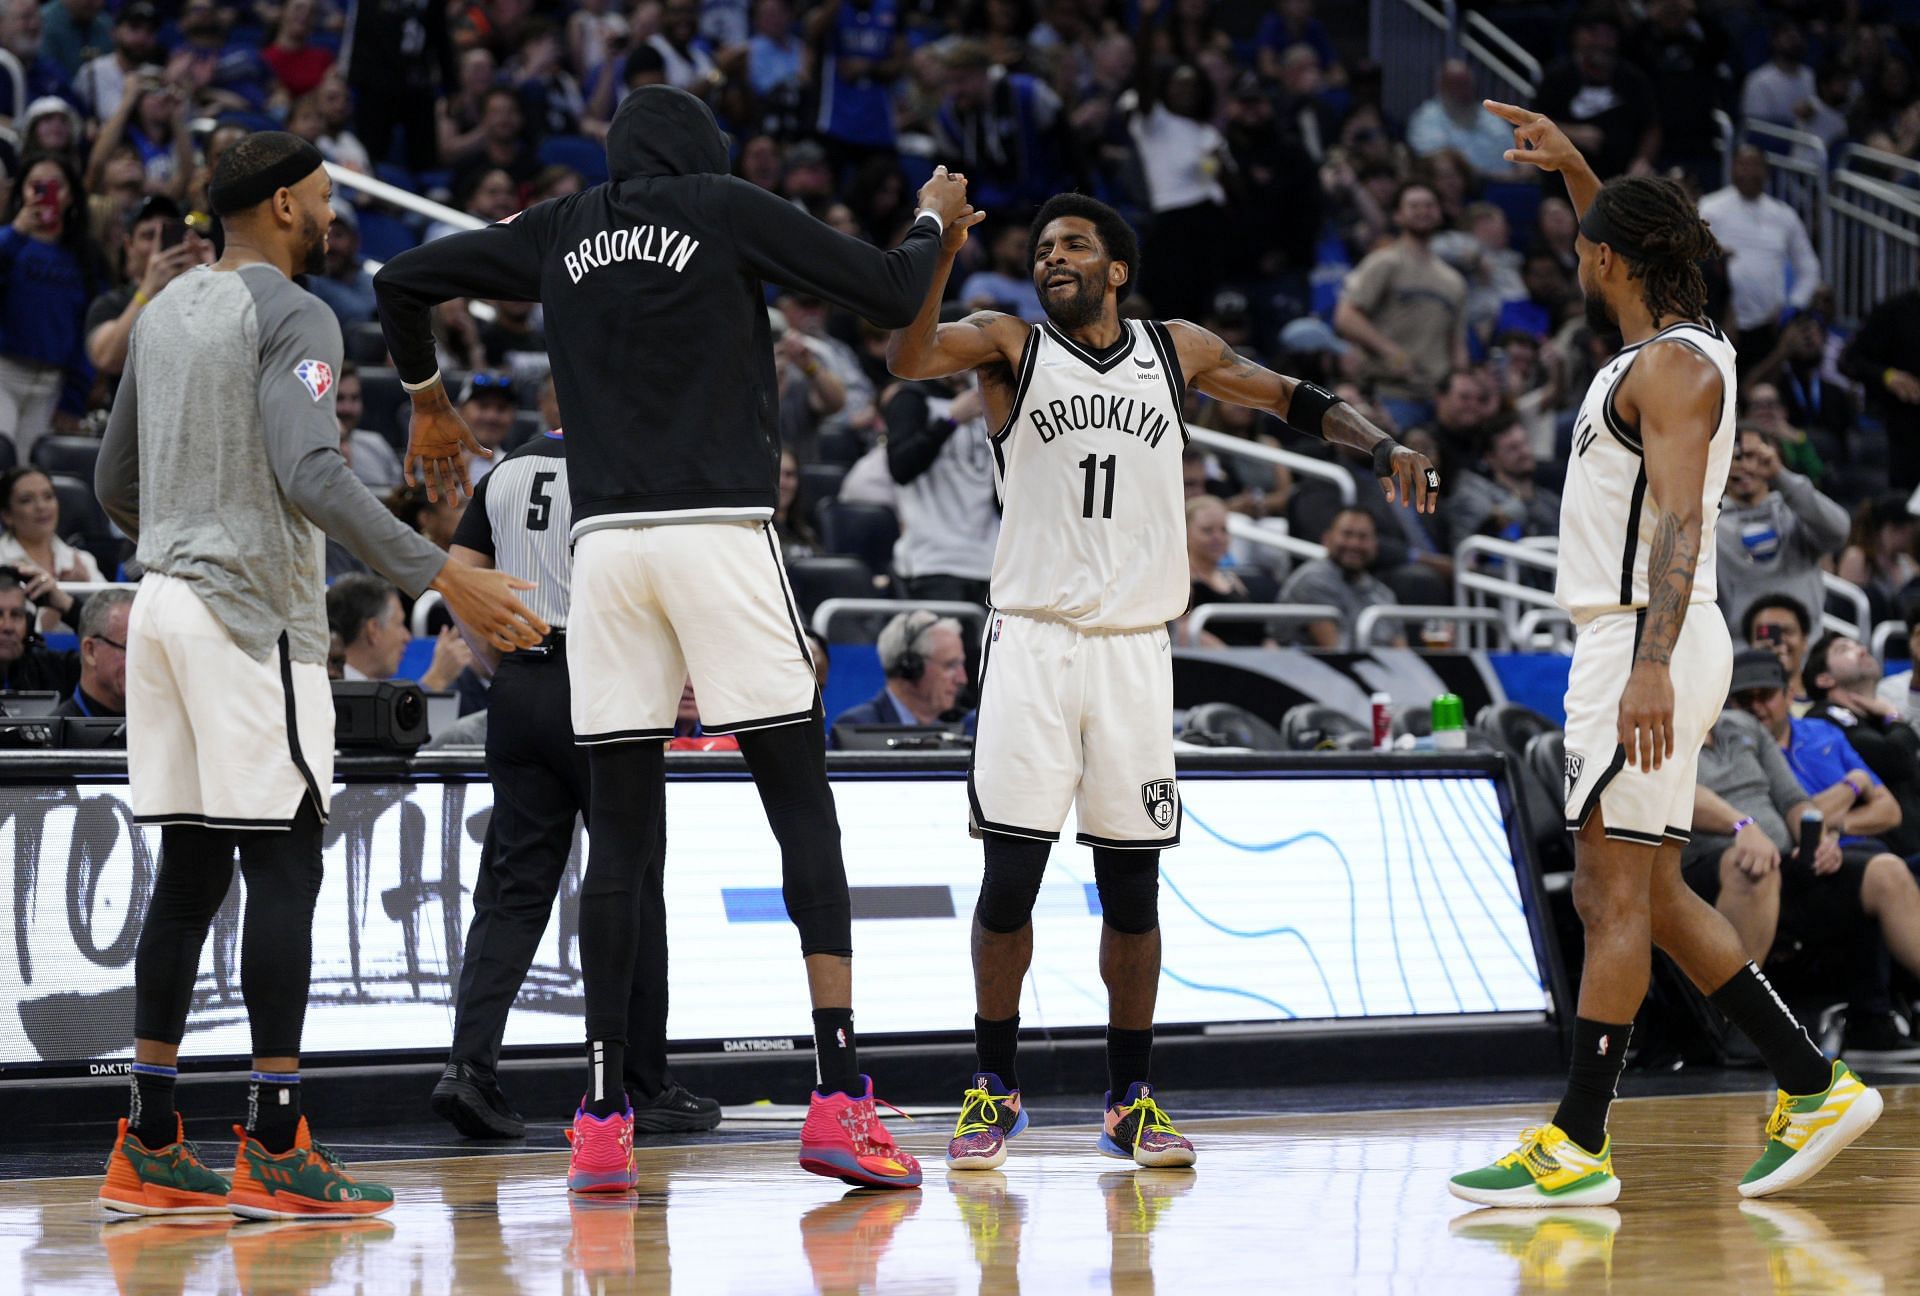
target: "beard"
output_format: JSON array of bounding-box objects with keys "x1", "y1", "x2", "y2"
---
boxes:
[
  {"x1": 1582, "y1": 289, "x2": 1616, "y2": 335},
  {"x1": 299, "y1": 210, "x2": 327, "y2": 277},
  {"x1": 1039, "y1": 271, "x2": 1106, "y2": 330}
]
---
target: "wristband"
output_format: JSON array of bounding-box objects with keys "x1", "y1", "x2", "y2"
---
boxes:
[
  {"x1": 1370, "y1": 438, "x2": 1399, "y2": 476},
  {"x1": 913, "y1": 208, "x2": 944, "y2": 234},
  {"x1": 1730, "y1": 816, "x2": 1755, "y2": 836},
  {"x1": 401, "y1": 371, "x2": 443, "y2": 393},
  {"x1": 1288, "y1": 380, "x2": 1342, "y2": 437},
  {"x1": 132, "y1": 289, "x2": 151, "y2": 308},
  {"x1": 1845, "y1": 773, "x2": 1868, "y2": 800}
]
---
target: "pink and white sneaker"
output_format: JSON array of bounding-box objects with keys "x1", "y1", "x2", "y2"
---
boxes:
[
  {"x1": 566, "y1": 1104, "x2": 637, "y2": 1194},
  {"x1": 799, "y1": 1077, "x2": 922, "y2": 1189}
]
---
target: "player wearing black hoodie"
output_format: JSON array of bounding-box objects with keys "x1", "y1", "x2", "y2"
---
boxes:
[{"x1": 373, "y1": 85, "x2": 977, "y2": 1193}]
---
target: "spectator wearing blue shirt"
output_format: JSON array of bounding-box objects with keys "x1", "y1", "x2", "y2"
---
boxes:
[
  {"x1": 1407, "y1": 59, "x2": 1518, "y2": 176},
  {"x1": 810, "y1": 0, "x2": 903, "y2": 169},
  {"x1": 747, "y1": 0, "x2": 805, "y2": 101},
  {"x1": 0, "y1": 154, "x2": 101, "y2": 459},
  {"x1": 1730, "y1": 649, "x2": 1903, "y2": 850},
  {"x1": 308, "y1": 200, "x2": 378, "y2": 328},
  {"x1": 1490, "y1": 251, "x2": 1573, "y2": 343},
  {"x1": 39, "y1": 0, "x2": 113, "y2": 81},
  {"x1": 0, "y1": 0, "x2": 76, "y2": 118},
  {"x1": 84, "y1": 71, "x2": 193, "y2": 202}
]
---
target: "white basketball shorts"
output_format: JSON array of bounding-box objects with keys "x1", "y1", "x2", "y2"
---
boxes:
[
  {"x1": 1562, "y1": 605, "x2": 1732, "y2": 845},
  {"x1": 125, "y1": 572, "x2": 334, "y2": 828},
  {"x1": 569, "y1": 521, "x2": 818, "y2": 743},
  {"x1": 969, "y1": 611, "x2": 1180, "y2": 849}
]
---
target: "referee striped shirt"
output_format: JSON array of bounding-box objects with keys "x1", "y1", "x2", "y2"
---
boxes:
[{"x1": 452, "y1": 431, "x2": 572, "y2": 629}]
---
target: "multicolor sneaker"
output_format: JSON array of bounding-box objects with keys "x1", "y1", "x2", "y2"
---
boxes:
[
  {"x1": 945, "y1": 1074, "x2": 1027, "y2": 1171},
  {"x1": 1448, "y1": 1124, "x2": 1621, "y2": 1207},
  {"x1": 227, "y1": 1120, "x2": 396, "y2": 1220},
  {"x1": 798, "y1": 1076, "x2": 922, "y2": 1189},
  {"x1": 1738, "y1": 1060, "x2": 1883, "y2": 1198},
  {"x1": 1098, "y1": 1084, "x2": 1196, "y2": 1168},
  {"x1": 1447, "y1": 1206, "x2": 1621, "y2": 1286},
  {"x1": 566, "y1": 1105, "x2": 638, "y2": 1194},
  {"x1": 99, "y1": 1116, "x2": 232, "y2": 1216}
]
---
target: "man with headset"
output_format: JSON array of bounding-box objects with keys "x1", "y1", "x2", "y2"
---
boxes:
[
  {"x1": 431, "y1": 425, "x2": 722, "y2": 1138},
  {"x1": 830, "y1": 609, "x2": 975, "y2": 745}
]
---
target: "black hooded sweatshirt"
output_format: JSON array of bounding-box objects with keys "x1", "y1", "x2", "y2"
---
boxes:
[{"x1": 373, "y1": 86, "x2": 943, "y2": 532}]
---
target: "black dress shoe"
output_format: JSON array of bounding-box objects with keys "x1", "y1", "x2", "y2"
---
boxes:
[
  {"x1": 431, "y1": 1060, "x2": 527, "y2": 1139},
  {"x1": 629, "y1": 1080, "x2": 723, "y2": 1133}
]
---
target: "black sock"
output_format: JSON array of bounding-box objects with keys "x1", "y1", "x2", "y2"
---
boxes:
[
  {"x1": 975, "y1": 1013, "x2": 1020, "y2": 1092},
  {"x1": 128, "y1": 1062, "x2": 177, "y2": 1147},
  {"x1": 245, "y1": 1071, "x2": 301, "y2": 1154},
  {"x1": 1710, "y1": 962, "x2": 1833, "y2": 1096},
  {"x1": 585, "y1": 1040, "x2": 627, "y2": 1117},
  {"x1": 1552, "y1": 1018, "x2": 1631, "y2": 1154},
  {"x1": 1106, "y1": 1026, "x2": 1154, "y2": 1103},
  {"x1": 813, "y1": 1008, "x2": 859, "y2": 1096}
]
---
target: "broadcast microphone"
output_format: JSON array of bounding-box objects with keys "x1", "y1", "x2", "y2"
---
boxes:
[{"x1": 1799, "y1": 807, "x2": 1824, "y2": 867}]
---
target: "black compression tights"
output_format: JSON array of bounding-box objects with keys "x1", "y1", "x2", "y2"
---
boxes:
[
  {"x1": 580, "y1": 741, "x2": 668, "y2": 1043},
  {"x1": 133, "y1": 800, "x2": 325, "y2": 1059},
  {"x1": 736, "y1": 714, "x2": 851, "y2": 958}
]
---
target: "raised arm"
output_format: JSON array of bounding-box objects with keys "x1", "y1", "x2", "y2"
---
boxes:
[
  {"x1": 1614, "y1": 340, "x2": 1721, "y2": 771},
  {"x1": 1168, "y1": 319, "x2": 1439, "y2": 512},
  {"x1": 725, "y1": 166, "x2": 972, "y2": 328},
  {"x1": 1484, "y1": 99, "x2": 1601, "y2": 219},
  {"x1": 882, "y1": 203, "x2": 1019, "y2": 379}
]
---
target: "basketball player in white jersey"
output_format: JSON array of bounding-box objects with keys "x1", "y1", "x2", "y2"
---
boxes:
[
  {"x1": 888, "y1": 192, "x2": 1439, "y2": 1171},
  {"x1": 1450, "y1": 104, "x2": 1882, "y2": 1209}
]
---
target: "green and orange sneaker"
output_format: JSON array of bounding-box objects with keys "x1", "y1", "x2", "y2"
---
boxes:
[
  {"x1": 1448, "y1": 1124, "x2": 1621, "y2": 1207},
  {"x1": 99, "y1": 1116, "x2": 232, "y2": 1216},
  {"x1": 1738, "y1": 1060, "x2": 1883, "y2": 1198},
  {"x1": 227, "y1": 1119, "x2": 395, "y2": 1220}
]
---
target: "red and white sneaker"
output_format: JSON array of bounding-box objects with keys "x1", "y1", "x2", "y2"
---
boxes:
[
  {"x1": 566, "y1": 1104, "x2": 637, "y2": 1194},
  {"x1": 798, "y1": 1077, "x2": 922, "y2": 1190}
]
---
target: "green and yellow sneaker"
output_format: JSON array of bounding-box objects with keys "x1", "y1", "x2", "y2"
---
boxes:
[
  {"x1": 228, "y1": 1119, "x2": 396, "y2": 1220},
  {"x1": 1738, "y1": 1060, "x2": 1883, "y2": 1198},
  {"x1": 1448, "y1": 1124, "x2": 1621, "y2": 1207}
]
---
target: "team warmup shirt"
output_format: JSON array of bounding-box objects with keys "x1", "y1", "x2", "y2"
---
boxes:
[
  {"x1": 1555, "y1": 319, "x2": 1737, "y2": 624},
  {"x1": 374, "y1": 86, "x2": 944, "y2": 538},
  {"x1": 987, "y1": 320, "x2": 1189, "y2": 631}
]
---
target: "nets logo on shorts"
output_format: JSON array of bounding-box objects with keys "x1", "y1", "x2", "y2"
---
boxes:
[
  {"x1": 1141, "y1": 779, "x2": 1176, "y2": 830},
  {"x1": 1564, "y1": 750, "x2": 1585, "y2": 804},
  {"x1": 293, "y1": 358, "x2": 333, "y2": 402}
]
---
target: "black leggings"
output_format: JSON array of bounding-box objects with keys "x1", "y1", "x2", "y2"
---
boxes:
[
  {"x1": 133, "y1": 801, "x2": 325, "y2": 1059},
  {"x1": 578, "y1": 715, "x2": 850, "y2": 1043}
]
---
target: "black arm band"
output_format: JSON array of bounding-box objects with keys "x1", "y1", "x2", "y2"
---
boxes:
[
  {"x1": 1371, "y1": 439, "x2": 1400, "y2": 477},
  {"x1": 1287, "y1": 380, "x2": 1343, "y2": 437}
]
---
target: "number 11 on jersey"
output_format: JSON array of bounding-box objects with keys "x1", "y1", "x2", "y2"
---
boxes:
[{"x1": 1080, "y1": 453, "x2": 1116, "y2": 520}]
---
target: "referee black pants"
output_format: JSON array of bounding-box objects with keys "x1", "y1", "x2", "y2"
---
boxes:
[{"x1": 450, "y1": 646, "x2": 672, "y2": 1097}]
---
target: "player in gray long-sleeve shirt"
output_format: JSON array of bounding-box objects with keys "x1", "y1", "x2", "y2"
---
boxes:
[
  {"x1": 1716, "y1": 425, "x2": 1851, "y2": 636},
  {"x1": 91, "y1": 133, "x2": 545, "y2": 1222}
]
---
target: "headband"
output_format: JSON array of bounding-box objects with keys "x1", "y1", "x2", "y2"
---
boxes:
[
  {"x1": 209, "y1": 137, "x2": 324, "y2": 217},
  {"x1": 1577, "y1": 202, "x2": 1648, "y2": 262}
]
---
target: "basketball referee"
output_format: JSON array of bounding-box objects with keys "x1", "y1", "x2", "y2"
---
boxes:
[
  {"x1": 431, "y1": 426, "x2": 722, "y2": 1139},
  {"x1": 92, "y1": 132, "x2": 546, "y2": 1221}
]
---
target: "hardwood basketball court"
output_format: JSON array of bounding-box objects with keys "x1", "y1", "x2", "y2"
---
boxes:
[{"x1": 4, "y1": 1082, "x2": 1915, "y2": 1293}]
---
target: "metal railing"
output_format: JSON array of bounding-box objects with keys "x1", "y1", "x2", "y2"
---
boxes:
[
  {"x1": 1353, "y1": 604, "x2": 1515, "y2": 650},
  {"x1": 1368, "y1": 0, "x2": 1541, "y2": 126},
  {"x1": 1836, "y1": 144, "x2": 1920, "y2": 189},
  {"x1": 1190, "y1": 429, "x2": 1354, "y2": 507},
  {"x1": 1871, "y1": 619, "x2": 1907, "y2": 665},
  {"x1": 1713, "y1": 110, "x2": 1736, "y2": 186},
  {"x1": 1460, "y1": 10, "x2": 1540, "y2": 100},
  {"x1": 1739, "y1": 120, "x2": 1828, "y2": 237},
  {"x1": 1515, "y1": 607, "x2": 1576, "y2": 652},
  {"x1": 1187, "y1": 603, "x2": 1340, "y2": 644},
  {"x1": 1823, "y1": 167, "x2": 1920, "y2": 330},
  {"x1": 324, "y1": 162, "x2": 498, "y2": 324},
  {"x1": 811, "y1": 598, "x2": 986, "y2": 641},
  {"x1": 1821, "y1": 571, "x2": 1872, "y2": 641},
  {"x1": 1227, "y1": 513, "x2": 1326, "y2": 565}
]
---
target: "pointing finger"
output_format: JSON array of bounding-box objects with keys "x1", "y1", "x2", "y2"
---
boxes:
[{"x1": 1483, "y1": 99, "x2": 1538, "y2": 125}]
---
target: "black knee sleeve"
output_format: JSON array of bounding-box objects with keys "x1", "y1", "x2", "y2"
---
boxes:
[
  {"x1": 134, "y1": 825, "x2": 240, "y2": 1045},
  {"x1": 1093, "y1": 847, "x2": 1160, "y2": 935},
  {"x1": 737, "y1": 715, "x2": 851, "y2": 956},
  {"x1": 235, "y1": 802, "x2": 325, "y2": 1058},
  {"x1": 975, "y1": 834, "x2": 1050, "y2": 933}
]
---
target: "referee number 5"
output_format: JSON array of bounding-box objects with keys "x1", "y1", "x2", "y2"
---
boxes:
[{"x1": 526, "y1": 471, "x2": 558, "y2": 531}]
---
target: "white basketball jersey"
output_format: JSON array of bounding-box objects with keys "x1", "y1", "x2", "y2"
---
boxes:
[
  {"x1": 988, "y1": 320, "x2": 1189, "y2": 630},
  {"x1": 1556, "y1": 319, "x2": 1737, "y2": 621}
]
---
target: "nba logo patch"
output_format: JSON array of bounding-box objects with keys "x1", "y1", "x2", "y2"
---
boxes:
[
  {"x1": 1564, "y1": 750, "x2": 1585, "y2": 805},
  {"x1": 293, "y1": 358, "x2": 333, "y2": 402},
  {"x1": 992, "y1": 617, "x2": 1002, "y2": 642},
  {"x1": 1140, "y1": 779, "x2": 1176, "y2": 830}
]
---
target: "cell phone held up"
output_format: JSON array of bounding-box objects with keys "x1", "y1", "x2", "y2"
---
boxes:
[{"x1": 158, "y1": 217, "x2": 189, "y2": 250}]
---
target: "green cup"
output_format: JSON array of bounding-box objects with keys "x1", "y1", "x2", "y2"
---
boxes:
[{"x1": 1431, "y1": 693, "x2": 1465, "y2": 734}]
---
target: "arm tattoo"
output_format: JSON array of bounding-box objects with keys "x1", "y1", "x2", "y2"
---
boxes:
[
  {"x1": 1636, "y1": 509, "x2": 1700, "y2": 667},
  {"x1": 1321, "y1": 402, "x2": 1387, "y2": 455}
]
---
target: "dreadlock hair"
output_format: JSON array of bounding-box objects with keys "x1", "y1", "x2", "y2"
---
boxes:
[
  {"x1": 1028, "y1": 193, "x2": 1140, "y2": 304},
  {"x1": 1587, "y1": 176, "x2": 1721, "y2": 324}
]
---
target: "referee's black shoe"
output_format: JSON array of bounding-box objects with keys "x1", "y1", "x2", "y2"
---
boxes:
[
  {"x1": 431, "y1": 1060, "x2": 527, "y2": 1140},
  {"x1": 630, "y1": 1080, "x2": 723, "y2": 1134}
]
